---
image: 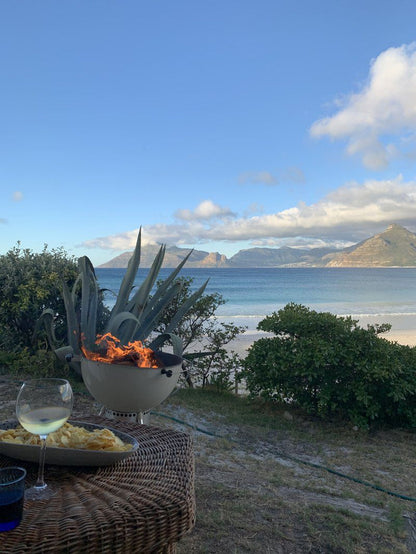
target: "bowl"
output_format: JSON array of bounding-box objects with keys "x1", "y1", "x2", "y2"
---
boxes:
[{"x1": 81, "y1": 352, "x2": 182, "y2": 413}]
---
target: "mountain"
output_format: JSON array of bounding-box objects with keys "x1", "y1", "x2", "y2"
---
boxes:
[
  {"x1": 227, "y1": 246, "x2": 335, "y2": 267},
  {"x1": 97, "y1": 224, "x2": 416, "y2": 268},
  {"x1": 326, "y1": 224, "x2": 416, "y2": 267},
  {"x1": 99, "y1": 245, "x2": 228, "y2": 268}
]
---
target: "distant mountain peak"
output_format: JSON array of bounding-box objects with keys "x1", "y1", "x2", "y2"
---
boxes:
[
  {"x1": 97, "y1": 224, "x2": 416, "y2": 269},
  {"x1": 327, "y1": 224, "x2": 416, "y2": 267}
]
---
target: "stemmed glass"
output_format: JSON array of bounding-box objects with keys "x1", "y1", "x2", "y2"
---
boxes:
[{"x1": 16, "y1": 378, "x2": 73, "y2": 500}]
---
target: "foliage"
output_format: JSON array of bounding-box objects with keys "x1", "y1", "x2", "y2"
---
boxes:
[
  {"x1": 0, "y1": 348, "x2": 73, "y2": 380},
  {"x1": 37, "y1": 229, "x2": 208, "y2": 374},
  {"x1": 156, "y1": 277, "x2": 246, "y2": 389},
  {"x1": 0, "y1": 243, "x2": 80, "y2": 351},
  {"x1": 242, "y1": 303, "x2": 416, "y2": 428}
]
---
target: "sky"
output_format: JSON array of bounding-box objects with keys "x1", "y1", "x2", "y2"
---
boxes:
[{"x1": 2, "y1": 0, "x2": 416, "y2": 266}]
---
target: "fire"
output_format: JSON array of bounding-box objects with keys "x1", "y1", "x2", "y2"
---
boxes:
[{"x1": 82, "y1": 333, "x2": 161, "y2": 368}]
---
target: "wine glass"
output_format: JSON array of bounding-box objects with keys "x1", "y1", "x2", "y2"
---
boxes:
[{"x1": 16, "y1": 378, "x2": 73, "y2": 500}]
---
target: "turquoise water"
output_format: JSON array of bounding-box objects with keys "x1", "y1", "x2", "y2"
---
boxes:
[{"x1": 95, "y1": 267, "x2": 416, "y2": 332}]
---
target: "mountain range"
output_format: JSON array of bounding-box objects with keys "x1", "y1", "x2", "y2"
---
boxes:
[{"x1": 98, "y1": 224, "x2": 416, "y2": 268}]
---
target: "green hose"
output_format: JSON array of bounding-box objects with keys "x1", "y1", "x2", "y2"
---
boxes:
[{"x1": 152, "y1": 410, "x2": 416, "y2": 503}]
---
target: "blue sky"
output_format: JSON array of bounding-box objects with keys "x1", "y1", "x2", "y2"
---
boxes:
[{"x1": 2, "y1": 0, "x2": 416, "y2": 265}]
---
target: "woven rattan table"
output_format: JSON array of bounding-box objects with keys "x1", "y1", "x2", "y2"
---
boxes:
[{"x1": 0, "y1": 416, "x2": 195, "y2": 553}]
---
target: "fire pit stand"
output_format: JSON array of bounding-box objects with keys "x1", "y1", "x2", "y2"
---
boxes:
[{"x1": 100, "y1": 407, "x2": 151, "y2": 424}]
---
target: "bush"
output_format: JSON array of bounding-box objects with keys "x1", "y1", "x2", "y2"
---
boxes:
[
  {"x1": 242, "y1": 303, "x2": 416, "y2": 428},
  {"x1": 156, "y1": 277, "x2": 246, "y2": 389},
  {"x1": 0, "y1": 348, "x2": 70, "y2": 379},
  {"x1": 0, "y1": 243, "x2": 79, "y2": 351}
]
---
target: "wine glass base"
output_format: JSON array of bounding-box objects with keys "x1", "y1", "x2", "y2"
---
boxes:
[{"x1": 25, "y1": 484, "x2": 56, "y2": 501}]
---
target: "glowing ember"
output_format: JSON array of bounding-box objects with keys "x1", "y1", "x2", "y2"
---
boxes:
[{"x1": 82, "y1": 333, "x2": 161, "y2": 368}]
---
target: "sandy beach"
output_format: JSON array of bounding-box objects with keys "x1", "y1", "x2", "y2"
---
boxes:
[{"x1": 226, "y1": 315, "x2": 416, "y2": 357}]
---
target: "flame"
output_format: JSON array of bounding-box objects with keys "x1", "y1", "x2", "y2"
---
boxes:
[{"x1": 82, "y1": 333, "x2": 161, "y2": 368}]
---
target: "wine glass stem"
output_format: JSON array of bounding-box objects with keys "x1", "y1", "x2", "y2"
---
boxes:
[{"x1": 35, "y1": 435, "x2": 48, "y2": 489}]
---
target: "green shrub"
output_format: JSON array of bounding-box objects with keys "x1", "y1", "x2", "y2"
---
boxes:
[
  {"x1": 0, "y1": 348, "x2": 71, "y2": 379},
  {"x1": 242, "y1": 303, "x2": 416, "y2": 428},
  {"x1": 0, "y1": 243, "x2": 81, "y2": 351}
]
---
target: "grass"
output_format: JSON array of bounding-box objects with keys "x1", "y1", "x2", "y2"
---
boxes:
[
  {"x1": 1, "y1": 371, "x2": 414, "y2": 552},
  {"x1": 150, "y1": 387, "x2": 415, "y2": 553}
]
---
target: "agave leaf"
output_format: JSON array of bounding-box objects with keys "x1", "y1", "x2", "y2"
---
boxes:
[
  {"x1": 87, "y1": 276, "x2": 98, "y2": 348},
  {"x1": 121, "y1": 244, "x2": 166, "y2": 344},
  {"x1": 150, "y1": 333, "x2": 183, "y2": 357},
  {"x1": 109, "y1": 227, "x2": 142, "y2": 320},
  {"x1": 147, "y1": 249, "x2": 194, "y2": 310},
  {"x1": 79, "y1": 256, "x2": 98, "y2": 349},
  {"x1": 62, "y1": 280, "x2": 80, "y2": 354},
  {"x1": 54, "y1": 345, "x2": 75, "y2": 362},
  {"x1": 164, "y1": 279, "x2": 209, "y2": 334},
  {"x1": 33, "y1": 308, "x2": 58, "y2": 349},
  {"x1": 142, "y1": 280, "x2": 183, "y2": 321},
  {"x1": 70, "y1": 273, "x2": 82, "y2": 306},
  {"x1": 133, "y1": 281, "x2": 183, "y2": 342},
  {"x1": 106, "y1": 311, "x2": 140, "y2": 343},
  {"x1": 55, "y1": 345, "x2": 81, "y2": 375},
  {"x1": 78, "y1": 257, "x2": 91, "y2": 346},
  {"x1": 125, "y1": 244, "x2": 166, "y2": 316}
]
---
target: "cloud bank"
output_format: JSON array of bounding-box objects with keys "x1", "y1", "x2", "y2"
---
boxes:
[
  {"x1": 82, "y1": 176, "x2": 416, "y2": 252},
  {"x1": 310, "y1": 43, "x2": 416, "y2": 169}
]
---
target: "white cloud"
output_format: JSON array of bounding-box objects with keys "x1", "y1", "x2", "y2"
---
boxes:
[
  {"x1": 243, "y1": 202, "x2": 264, "y2": 216},
  {"x1": 238, "y1": 171, "x2": 278, "y2": 185},
  {"x1": 203, "y1": 176, "x2": 416, "y2": 242},
  {"x1": 82, "y1": 222, "x2": 210, "y2": 250},
  {"x1": 82, "y1": 176, "x2": 416, "y2": 252},
  {"x1": 175, "y1": 200, "x2": 235, "y2": 221},
  {"x1": 239, "y1": 167, "x2": 305, "y2": 186},
  {"x1": 310, "y1": 43, "x2": 416, "y2": 169},
  {"x1": 250, "y1": 237, "x2": 354, "y2": 250},
  {"x1": 279, "y1": 166, "x2": 306, "y2": 184}
]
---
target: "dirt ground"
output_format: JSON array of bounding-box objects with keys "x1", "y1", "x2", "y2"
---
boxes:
[{"x1": 1, "y1": 375, "x2": 415, "y2": 553}]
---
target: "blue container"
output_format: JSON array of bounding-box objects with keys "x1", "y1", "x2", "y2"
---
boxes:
[{"x1": 0, "y1": 467, "x2": 26, "y2": 532}]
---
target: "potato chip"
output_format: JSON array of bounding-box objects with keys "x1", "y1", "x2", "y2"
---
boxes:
[{"x1": 0, "y1": 423, "x2": 132, "y2": 452}]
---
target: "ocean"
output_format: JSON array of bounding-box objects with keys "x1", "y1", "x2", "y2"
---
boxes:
[{"x1": 95, "y1": 267, "x2": 416, "y2": 334}]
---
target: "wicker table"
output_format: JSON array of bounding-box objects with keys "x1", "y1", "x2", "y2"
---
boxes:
[{"x1": 0, "y1": 416, "x2": 195, "y2": 553}]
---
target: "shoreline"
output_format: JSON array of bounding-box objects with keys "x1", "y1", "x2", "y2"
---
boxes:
[{"x1": 226, "y1": 320, "x2": 416, "y2": 357}]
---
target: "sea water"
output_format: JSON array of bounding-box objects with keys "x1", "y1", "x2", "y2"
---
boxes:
[{"x1": 95, "y1": 267, "x2": 416, "y2": 333}]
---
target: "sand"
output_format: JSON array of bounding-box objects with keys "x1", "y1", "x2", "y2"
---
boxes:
[{"x1": 226, "y1": 322, "x2": 416, "y2": 357}]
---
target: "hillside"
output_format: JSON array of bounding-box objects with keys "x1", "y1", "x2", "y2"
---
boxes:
[
  {"x1": 97, "y1": 224, "x2": 416, "y2": 268},
  {"x1": 99, "y1": 244, "x2": 228, "y2": 268},
  {"x1": 326, "y1": 224, "x2": 416, "y2": 267},
  {"x1": 227, "y1": 246, "x2": 335, "y2": 267}
]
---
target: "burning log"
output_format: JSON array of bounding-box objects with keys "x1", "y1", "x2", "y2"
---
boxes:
[{"x1": 82, "y1": 333, "x2": 162, "y2": 368}]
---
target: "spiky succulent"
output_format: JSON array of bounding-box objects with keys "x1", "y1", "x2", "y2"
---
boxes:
[{"x1": 37, "y1": 228, "x2": 208, "y2": 374}]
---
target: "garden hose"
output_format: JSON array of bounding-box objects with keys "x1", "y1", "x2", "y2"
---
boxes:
[
  {"x1": 4, "y1": 378, "x2": 412, "y2": 503},
  {"x1": 151, "y1": 410, "x2": 416, "y2": 503}
]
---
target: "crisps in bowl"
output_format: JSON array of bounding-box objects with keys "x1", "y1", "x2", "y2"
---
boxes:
[{"x1": 0, "y1": 422, "x2": 132, "y2": 452}]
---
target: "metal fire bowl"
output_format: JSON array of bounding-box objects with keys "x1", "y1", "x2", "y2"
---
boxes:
[{"x1": 81, "y1": 352, "x2": 182, "y2": 413}]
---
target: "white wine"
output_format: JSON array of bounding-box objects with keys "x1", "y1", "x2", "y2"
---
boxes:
[{"x1": 18, "y1": 406, "x2": 71, "y2": 435}]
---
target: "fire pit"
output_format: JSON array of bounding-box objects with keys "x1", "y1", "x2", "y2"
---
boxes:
[
  {"x1": 80, "y1": 334, "x2": 182, "y2": 417},
  {"x1": 37, "y1": 228, "x2": 208, "y2": 424}
]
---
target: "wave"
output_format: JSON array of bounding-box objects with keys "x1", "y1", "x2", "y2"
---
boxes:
[{"x1": 214, "y1": 311, "x2": 416, "y2": 319}]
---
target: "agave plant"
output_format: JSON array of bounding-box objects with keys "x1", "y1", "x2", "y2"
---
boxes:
[{"x1": 37, "y1": 228, "x2": 208, "y2": 374}]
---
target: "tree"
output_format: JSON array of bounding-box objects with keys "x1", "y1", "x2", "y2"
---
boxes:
[{"x1": 156, "y1": 277, "x2": 246, "y2": 389}]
